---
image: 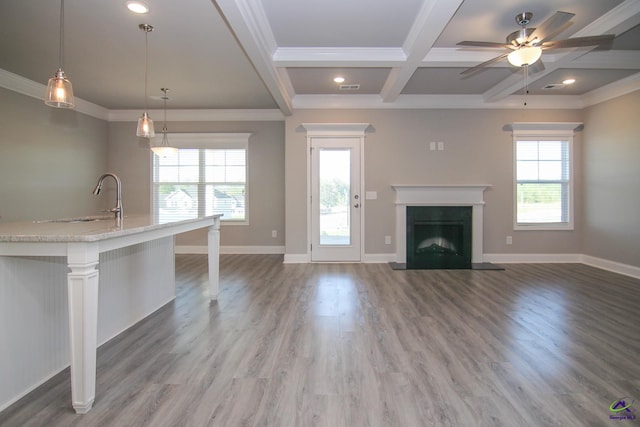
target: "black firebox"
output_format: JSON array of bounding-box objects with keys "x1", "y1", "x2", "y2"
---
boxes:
[{"x1": 406, "y1": 206, "x2": 472, "y2": 269}]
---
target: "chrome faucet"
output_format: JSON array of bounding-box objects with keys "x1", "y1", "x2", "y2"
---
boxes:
[{"x1": 93, "y1": 173, "x2": 123, "y2": 222}]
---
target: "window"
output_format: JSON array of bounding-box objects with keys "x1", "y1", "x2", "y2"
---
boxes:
[
  {"x1": 151, "y1": 133, "x2": 250, "y2": 223},
  {"x1": 512, "y1": 123, "x2": 580, "y2": 230}
]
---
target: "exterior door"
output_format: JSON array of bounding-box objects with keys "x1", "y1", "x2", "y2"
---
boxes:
[{"x1": 310, "y1": 137, "x2": 361, "y2": 261}]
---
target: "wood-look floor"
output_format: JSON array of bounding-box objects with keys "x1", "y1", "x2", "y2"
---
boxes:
[{"x1": 1, "y1": 255, "x2": 639, "y2": 426}]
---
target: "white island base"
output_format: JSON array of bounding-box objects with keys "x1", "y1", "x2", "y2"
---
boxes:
[{"x1": 0, "y1": 215, "x2": 221, "y2": 414}]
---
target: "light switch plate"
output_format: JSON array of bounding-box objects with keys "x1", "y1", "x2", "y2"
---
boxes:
[{"x1": 365, "y1": 191, "x2": 377, "y2": 200}]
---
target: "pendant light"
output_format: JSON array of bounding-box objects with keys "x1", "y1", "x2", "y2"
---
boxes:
[
  {"x1": 45, "y1": 0, "x2": 74, "y2": 108},
  {"x1": 151, "y1": 88, "x2": 178, "y2": 157},
  {"x1": 136, "y1": 24, "x2": 155, "y2": 138}
]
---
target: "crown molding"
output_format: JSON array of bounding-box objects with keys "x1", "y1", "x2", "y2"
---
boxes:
[
  {"x1": 292, "y1": 94, "x2": 585, "y2": 110},
  {"x1": 3, "y1": 67, "x2": 638, "y2": 117},
  {"x1": 0, "y1": 68, "x2": 109, "y2": 120},
  {"x1": 581, "y1": 72, "x2": 640, "y2": 107},
  {"x1": 108, "y1": 109, "x2": 284, "y2": 122}
]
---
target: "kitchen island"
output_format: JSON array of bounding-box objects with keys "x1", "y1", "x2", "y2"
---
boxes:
[{"x1": 0, "y1": 214, "x2": 221, "y2": 414}]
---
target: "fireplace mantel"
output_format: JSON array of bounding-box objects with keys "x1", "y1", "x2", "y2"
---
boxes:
[{"x1": 391, "y1": 185, "x2": 490, "y2": 264}]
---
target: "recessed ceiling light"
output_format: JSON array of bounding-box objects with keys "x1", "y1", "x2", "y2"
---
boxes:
[
  {"x1": 333, "y1": 76, "x2": 345, "y2": 83},
  {"x1": 126, "y1": 1, "x2": 149, "y2": 14},
  {"x1": 562, "y1": 78, "x2": 576, "y2": 85}
]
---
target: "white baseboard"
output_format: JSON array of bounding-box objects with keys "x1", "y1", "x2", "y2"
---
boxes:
[
  {"x1": 283, "y1": 253, "x2": 310, "y2": 263},
  {"x1": 178, "y1": 247, "x2": 640, "y2": 280},
  {"x1": 484, "y1": 253, "x2": 582, "y2": 264},
  {"x1": 176, "y1": 245, "x2": 285, "y2": 255},
  {"x1": 485, "y1": 253, "x2": 640, "y2": 280},
  {"x1": 221, "y1": 245, "x2": 285, "y2": 254},
  {"x1": 362, "y1": 253, "x2": 395, "y2": 263},
  {"x1": 283, "y1": 253, "x2": 394, "y2": 263},
  {"x1": 581, "y1": 255, "x2": 640, "y2": 280}
]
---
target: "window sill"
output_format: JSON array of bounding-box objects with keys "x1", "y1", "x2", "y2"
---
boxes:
[{"x1": 514, "y1": 223, "x2": 574, "y2": 231}]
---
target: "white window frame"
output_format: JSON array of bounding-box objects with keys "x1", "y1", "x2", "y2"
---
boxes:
[
  {"x1": 511, "y1": 123, "x2": 581, "y2": 231},
  {"x1": 151, "y1": 133, "x2": 251, "y2": 225}
]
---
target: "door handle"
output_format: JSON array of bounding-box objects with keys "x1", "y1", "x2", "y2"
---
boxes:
[{"x1": 354, "y1": 203, "x2": 360, "y2": 208}]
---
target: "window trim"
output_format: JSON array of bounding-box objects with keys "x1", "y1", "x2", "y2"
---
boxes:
[
  {"x1": 151, "y1": 133, "x2": 251, "y2": 225},
  {"x1": 510, "y1": 123, "x2": 581, "y2": 231}
]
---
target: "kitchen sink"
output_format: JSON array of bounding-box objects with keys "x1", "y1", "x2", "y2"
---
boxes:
[{"x1": 35, "y1": 216, "x2": 113, "y2": 224}]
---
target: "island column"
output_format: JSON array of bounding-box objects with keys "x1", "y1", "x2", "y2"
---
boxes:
[
  {"x1": 66, "y1": 242, "x2": 100, "y2": 414},
  {"x1": 208, "y1": 217, "x2": 221, "y2": 300}
]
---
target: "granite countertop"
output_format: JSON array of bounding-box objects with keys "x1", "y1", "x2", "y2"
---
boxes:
[{"x1": 0, "y1": 214, "x2": 222, "y2": 243}]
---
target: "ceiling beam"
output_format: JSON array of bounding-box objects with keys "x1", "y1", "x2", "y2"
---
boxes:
[
  {"x1": 379, "y1": 0, "x2": 464, "y2": 103},
  {"x1": 213, "y1": 0, "x2": 294, "y2": 115},
  {"x1": 272, "y1": 47, "x2": 406, "y2": 68}
]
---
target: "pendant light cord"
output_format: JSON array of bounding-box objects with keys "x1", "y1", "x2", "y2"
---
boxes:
[
  {"x1": 59, "y1": 0, "x2": 64, "y2": 69},
  {"x1": 163, "y1": 90, "x2": 167, "y2": 126},
  {"x1": 144, "y1": 29, "x2": 149, "y2": 111},
  {"x1": 523, "y1": 64, "x2": 529, "y2": 106}
]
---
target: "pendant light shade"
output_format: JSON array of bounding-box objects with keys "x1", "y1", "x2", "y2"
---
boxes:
[
  {"x1": 136, "y1": 24, "x2": 155, "y2": 138},
  {"x1": 45, "y1": 0, "x2": 74, "y2": 108},
  {"x1": 151, "y1": 88, "x2": 178, "y2": 157},
  {"x1": 137, "y1": 112, "x2": 155, "y2": 138}
]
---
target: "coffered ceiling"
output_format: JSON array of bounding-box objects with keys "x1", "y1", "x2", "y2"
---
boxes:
[{"x1": 1, "y1": 0, "x2": 639, "y2": 116}]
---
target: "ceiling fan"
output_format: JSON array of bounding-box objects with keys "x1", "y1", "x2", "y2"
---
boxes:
[{"x1": 457, "y1": 11, "x2": 615, "y2": 75}]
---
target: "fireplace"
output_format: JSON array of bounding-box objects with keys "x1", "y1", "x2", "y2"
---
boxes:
[
  {"x1": 407, "y1": 206, "x2": 472, "y2": 269},
  {"x1": 391, "y1": 185, "x2": 490, "y2": 266}
]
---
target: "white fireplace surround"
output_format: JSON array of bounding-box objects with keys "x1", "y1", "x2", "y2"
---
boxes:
[{"x1": 392, "y1": 185, "x2": 490, "y2": 264}]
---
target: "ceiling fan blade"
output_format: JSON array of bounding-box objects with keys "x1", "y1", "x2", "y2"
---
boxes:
[
  {"x1": 457, "y1": 41, "x2": 511, "y2": 49},
  {"x1": 460, "y1": 52, "x2": 510, "y2": 75},
  {"x1": 532, "y1": 21, "x2": 574, "y2": 44},
  {"x1": 542, "y1": 34, "x2": 615, "y2": 49},
  {"x1": 527, "y1": 11, "x2": 574, "y2": 44}
]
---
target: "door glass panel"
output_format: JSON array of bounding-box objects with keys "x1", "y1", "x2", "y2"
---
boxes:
[{"x1": 319, "y1": 149, "x2": 351, "y2": 245}]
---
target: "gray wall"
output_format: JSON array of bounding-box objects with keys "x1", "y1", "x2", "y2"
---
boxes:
[
  {"x1": 582, "y1": 90, "x2": 640, "y2": 268},
  {"x1": 107, "y1": 120, "x2": 285, "y2": 247},
  {"x1": 0, "y1": 88, "x2": 108, "y2": 222},
  {"x1": 285, "y1": 108, "x2": 584, "y2": 257},
  {"x1": 2, "y1": 85, "x2": 638, "y2": 268}
]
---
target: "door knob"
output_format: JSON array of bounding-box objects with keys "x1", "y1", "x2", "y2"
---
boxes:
[{"x1": 354, "y1": 203, "x2": 360, "y2": 208}]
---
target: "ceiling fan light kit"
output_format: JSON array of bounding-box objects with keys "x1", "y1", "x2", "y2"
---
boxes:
[{"x1": 507, "y1": 46, "x2": 542, "y2": 67}]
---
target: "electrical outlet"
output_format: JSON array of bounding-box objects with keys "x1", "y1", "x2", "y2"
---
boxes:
[
  {"x1": 385, "y1": 235, "x2": 391, "y2": 245},
  {"x1": 272, "y1": 230, "x2": 277, "y2": 238},
  {"x1": 437, "y1": 141, "x2": 444, "y2": 151},
  {"x1": 429, "y1": 141, "x2": 436, "y2": 151},
  {"x1": 506, "y1": 235, "x2": 512, "y2": 245}
]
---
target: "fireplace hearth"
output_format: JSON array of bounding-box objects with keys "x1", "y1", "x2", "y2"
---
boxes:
[{"x1": 407, "y1": 206, "x2": 472, "y2": 269}]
